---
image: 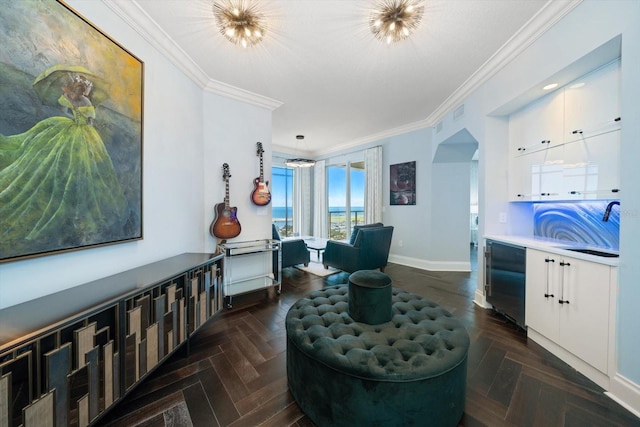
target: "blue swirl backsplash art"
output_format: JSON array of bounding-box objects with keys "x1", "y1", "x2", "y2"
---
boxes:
[{"x1": 533, "y1": 202, "x2": 620, "y2": 249}]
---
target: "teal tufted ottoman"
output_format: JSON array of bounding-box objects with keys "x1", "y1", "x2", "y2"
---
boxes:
[{"x1": 286, "y1": 284, "x2": 470, "y2": 427}]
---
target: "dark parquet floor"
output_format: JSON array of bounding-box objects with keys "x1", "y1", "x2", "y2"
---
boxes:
[{"x1": 96, "y1": 249, "x2": 640, "y2": 427}]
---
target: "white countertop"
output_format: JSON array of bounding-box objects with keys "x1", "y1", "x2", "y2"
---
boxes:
[{"x1": 484, "y1": 235, "x2": 619, "y2": 267}]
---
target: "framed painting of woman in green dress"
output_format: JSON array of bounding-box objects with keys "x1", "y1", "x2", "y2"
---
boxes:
[{"x1": 0, "y1": 0, "x2": 143, "y2": 263}]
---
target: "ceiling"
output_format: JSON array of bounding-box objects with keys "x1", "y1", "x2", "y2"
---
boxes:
[{"x1": 111, "y1": 0, "x2": 553, "y2": 156}]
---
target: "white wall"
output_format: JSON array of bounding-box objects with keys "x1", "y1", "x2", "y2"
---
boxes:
[{"x1": 0, "y1": 1, "x2": 273, "y2": 309}]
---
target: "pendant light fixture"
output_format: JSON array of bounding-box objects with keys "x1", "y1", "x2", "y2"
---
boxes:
[
  {"x1": 370, "y1": 0, "x2": 424, "y2": 44},
  {"x1": 285, "y1": 135, "x2": 316, "y2": 168},
  {"x1": 213, "y1": 0, "x2": 267, "y2": 48}
]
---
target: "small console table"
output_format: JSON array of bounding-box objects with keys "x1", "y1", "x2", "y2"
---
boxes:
[
  {"x1": 218, "y1": 239, "x2": 281, "y2": 308},
  {"x1": 0, "y1": 253, "x2": 223, "y2": 427}
]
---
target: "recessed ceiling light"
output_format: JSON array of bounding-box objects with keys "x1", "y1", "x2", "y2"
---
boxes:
[
  {"x1": 569, "y1": 82, "x2": 585, "y2": 89},
  {"x1": 543, "y1": 83, "x2": 558, "y2": 91}
]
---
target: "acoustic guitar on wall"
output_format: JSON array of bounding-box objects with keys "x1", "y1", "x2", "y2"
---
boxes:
[
  {"x1": 251, "y1": 142, "x2": 271, "y2": 206},
  {"x1": 210, "y1": 163, "x2": 241, "y2": 239}
]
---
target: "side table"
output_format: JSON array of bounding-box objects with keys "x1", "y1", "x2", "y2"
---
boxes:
[{"x1": 218, "y1": 239, "x2": 281, "y2": 308}]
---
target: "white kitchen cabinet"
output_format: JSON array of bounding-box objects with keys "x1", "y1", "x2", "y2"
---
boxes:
[
  {"x1": 508, "y1": 89, "x2": 565, "y2": 201},
  {"x1": 509, "y1": 144, "x2": 564, "y2": 201},
  {"x1": 526, "y1": 249, "x2": 613, "y2": 374},
  {"x1": 564, "y1": 60, "x2": 621, "y2": 143},
  {"x1": 510, "y1": 131, "x2": 621, "y2": 201},
  {"x1": 563, "y1": 130, "x2": 621, "y2": 199},
  {"x1": 508, "y1": 60, "x2": 621, "y2": 202},
  {"x1": 509, "y1": 89, "x2": 564, "y2": 156},
  {"x1": 558, "y1": 254, "x2": 611, "y2": 372},
  {"x1": 525, "y1": 249, "x2": 561, "y2": 340}
]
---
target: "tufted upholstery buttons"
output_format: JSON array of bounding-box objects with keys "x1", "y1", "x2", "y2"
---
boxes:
[
  {"x1": 286, "y1": 285, "x2": 469, "y2": 380},
  {"x1": 286, "y1": 284, "x2": 470, "y2": 427}
]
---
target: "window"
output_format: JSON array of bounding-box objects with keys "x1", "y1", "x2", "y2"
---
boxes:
[
  {"x1": 271, "y1": 166, "x2": 294, "y2": 237},
  {"x1": 327, "y1": 161, "x2": 365, "y2": 240}
]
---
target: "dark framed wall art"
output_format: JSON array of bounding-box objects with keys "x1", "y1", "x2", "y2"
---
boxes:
[
  {"x1": 0, "y1": 0, "x2": 144, "y2": 263},
  {"x1": 390, "y1": 161, "x2": 416, "y2": 205}
]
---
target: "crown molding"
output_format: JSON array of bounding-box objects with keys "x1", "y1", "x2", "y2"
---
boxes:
[
  {"x1": 285, "y1": 0, "x2": 584, "y2": 158},
  {"x1": 311, "y1": 118, "x2": 431, "y2": 157},
  {"x1": 424, "y1": 0, "x2": 583, "y2": 125},
  {"x1": 103, "y1": 0, "x2": 282, "y2": 111},
  {"x1": 273, "y1": 118, "x2": 431, "y2": 157},
  {"x1": 204, "y1": 80, "x2": 283, "y2": 110},
  {"x1": 104, "y1": 0, "x2": 582, "y2": 139}
]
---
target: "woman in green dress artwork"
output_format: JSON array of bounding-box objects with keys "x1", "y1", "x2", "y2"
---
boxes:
[{"x1": 0, "y1": 65, "x2": 126, "y2": 258}]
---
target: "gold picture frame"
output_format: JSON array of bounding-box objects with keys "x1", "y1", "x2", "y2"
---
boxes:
[{"x1": 0, "y1": 0, "x2": 144, "y2": 263}]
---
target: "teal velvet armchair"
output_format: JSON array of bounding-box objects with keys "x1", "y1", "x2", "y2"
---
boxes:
[
  {"x1": 272, "y1": 224, "x2": 310, "y2": 269},
  {"x1": 323, "y1": 226, "x2": 393, "y2": 273}
]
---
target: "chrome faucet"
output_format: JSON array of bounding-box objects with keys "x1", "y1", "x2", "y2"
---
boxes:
[{"x1": 603, "y1": 201, "x2": 620, "y2": 222}]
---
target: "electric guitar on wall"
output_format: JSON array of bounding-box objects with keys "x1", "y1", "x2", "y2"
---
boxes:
[
  {"x1": 210, "y1": 163, "x2": 242, "y2": 239},
  {"x1": 251, "y1": 142, "x2": 271, "y2": 206}
]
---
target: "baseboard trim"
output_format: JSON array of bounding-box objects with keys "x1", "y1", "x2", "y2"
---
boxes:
[
  {"x1": 607, "y1": 374, "x2": 640, "y2": 419},
  {"x1": 388, "y1": 254, "x2": 470, "y2": 272},
  {"x1": 474, "y1": 289, "x2": 491, "y2": 309},
  {"x1": 527, "y1": 328, "x2": 610, "y2": 390}
]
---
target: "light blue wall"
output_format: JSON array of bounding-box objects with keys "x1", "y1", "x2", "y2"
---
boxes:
[
  {"x1": 617, "y1": 0, "x2": 640, "y2": 387},
  {"x1": 433, "y1": 0, "x2": 640, "y2": 401},
  {"x1": 316, "y1": 126, "x2": 474, "y2": 271},
  {"x1": 381, "y1": 128, "x2": 433, "y2": 263},
  {"x1": 202, "y1": 92, "x2": 274, "y2": 251},
  {"x1": 0, "y1": 1, "x2": 273, "y2": 308}
]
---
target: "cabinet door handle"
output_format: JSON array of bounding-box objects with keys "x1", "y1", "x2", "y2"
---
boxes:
[
  {"x1": 517, "y1": 194, "x2": 525, "y2": 198},
  {"x1": 541, "y1": 140, "x2": 551, "y2": 144},
  {"x1": 517, "y1": 147, "x2": 526, "y2": 152},
  {"x1": 484, "y1": 249, "x2": 492, "y2": 296},
  {"x1": 571, "y1": 129, "x2": 583, "y2": 135},
  {"x1": 558, "y1": 261, "x2": 570, "y2": 304},
  {"x1": 544, "y1": 258, "x2": 555, "y2": 299},
  {"x1": 612, "y1": 188, "x2": 620, "y2": 193}
]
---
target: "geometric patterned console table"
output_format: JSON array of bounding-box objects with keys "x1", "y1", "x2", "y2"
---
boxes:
[{"x1": 0, "y1": 252, "x2": 223, "y2": 427}]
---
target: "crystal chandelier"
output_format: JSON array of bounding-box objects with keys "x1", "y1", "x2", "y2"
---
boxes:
[
  {"x1": 213, "y1": 1, "x2": 267, "y2": 48},
  {"x1": 285, "y1": 135, "x2": 316, "y2": 168},
  {"x1": 370, "y1": 0, "x2": 424, "y2": 44},
  {"x1": 285, "y1": 158, "x2": 316, "y2": 168}
]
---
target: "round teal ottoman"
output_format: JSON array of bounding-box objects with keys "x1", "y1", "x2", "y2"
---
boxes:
[
  {"x1": 348, "y1": 270, "x2": 392, "y2": 325},
  {"x1": 286, "y1": 284, "x2": 470, "y2": 427}
]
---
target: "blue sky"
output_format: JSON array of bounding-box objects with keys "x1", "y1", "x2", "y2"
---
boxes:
[
  {"x1": 327, "y1": 165, "x2": 365, "y2": 208},
  {"x1": 271, "y1": 166, "x2": 364, "y2": 208}
]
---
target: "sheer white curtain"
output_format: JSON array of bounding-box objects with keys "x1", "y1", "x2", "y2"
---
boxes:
[
  {"x1": 313, "y1": 160, "x2": 327, "y2": 237},
  {"x1": 294, "y1": 167, "x2": 312, "y2": 236},
  {"x1": 365, "y1": 146, "x2": 383, "y2": 224}
]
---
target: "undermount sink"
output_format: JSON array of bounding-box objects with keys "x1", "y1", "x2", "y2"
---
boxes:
[{"x1": 566, "y1": 248, "x2": 619, "y2": 258}]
